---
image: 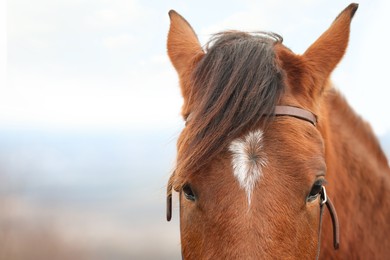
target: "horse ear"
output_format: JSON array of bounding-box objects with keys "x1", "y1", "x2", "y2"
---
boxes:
[
  {"x1": 303, "y1": 3, "x2": 358, "y2": 93},
  {"x1": 167, "y1": 10, "x2": 204, "y2": 106}
]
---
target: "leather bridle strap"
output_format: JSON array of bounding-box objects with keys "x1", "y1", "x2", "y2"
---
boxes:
[
  {"x1": 316, "y1": 187, "x2": 340, "y2": 260},
  {"x1": 325, "y1": 197, "x2": 340, "y2": 250},
  {"x1": 167, "y1": 172, "x2": 174, "y2": 221},
  {"x1": 274, "y1": 105, "x2": 317, "y2": 126},
  {"x1": 185, "y1": 105, "x2": 317, "y2": 127}
]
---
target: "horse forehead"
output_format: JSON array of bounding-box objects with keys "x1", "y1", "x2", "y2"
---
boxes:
[{"x1": 229, "y1": 130, "x2": 267, "y2": 205}]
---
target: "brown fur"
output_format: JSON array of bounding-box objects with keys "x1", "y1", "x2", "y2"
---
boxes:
[{"x1": 167, "y1": 3, "x2": 390, "y2": 259}]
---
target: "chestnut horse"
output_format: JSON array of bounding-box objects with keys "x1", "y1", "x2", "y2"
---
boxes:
[{"x1": 166, "y1": 3, "x2": 390, "y2": 259}]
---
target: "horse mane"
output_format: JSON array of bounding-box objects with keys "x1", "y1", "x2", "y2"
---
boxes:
[{"x1": 176, "y1": 31, "x2": 285, "y2": 178}]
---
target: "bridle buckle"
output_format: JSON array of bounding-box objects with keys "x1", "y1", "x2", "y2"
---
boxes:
[{"x1": 320, "y1": 186, "x2": 327, "y2": 206}]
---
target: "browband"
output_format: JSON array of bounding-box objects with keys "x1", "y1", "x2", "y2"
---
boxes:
[
  {"x1": 274, "y1": 105, "x2": 317, "y2": 126},
  {"x1": 185, "y1": 105, "x2": 317, "y2": 126}
]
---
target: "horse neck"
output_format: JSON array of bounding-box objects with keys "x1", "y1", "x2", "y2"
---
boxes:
[
  {"x1": 323, "y1": 89, "x2": 389, "y2": 165},
  {"x1": 319, "y1": 88, "x2": 390, "y2": 257}
]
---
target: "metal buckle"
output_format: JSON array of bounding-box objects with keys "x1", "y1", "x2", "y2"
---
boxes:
[{"x1": 320, "y1": 186, "x2": 327, "y2": 206}]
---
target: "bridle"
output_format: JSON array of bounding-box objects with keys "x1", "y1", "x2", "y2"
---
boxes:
[
  {"x1": 166, "y1": 105, "x2": 340, "y2": 259},
  {"x1": 317, "y1": 185, "x2": 340, "y2": 259}
]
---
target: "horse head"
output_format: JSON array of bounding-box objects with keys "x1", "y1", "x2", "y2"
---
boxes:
[{"x1": 166, "y1": 4, "x2": 360, "y2": 259}]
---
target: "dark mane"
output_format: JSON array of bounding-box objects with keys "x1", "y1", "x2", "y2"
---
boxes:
[{"x1": 176, "y1": 31, "x2": 285, "y2": 177}]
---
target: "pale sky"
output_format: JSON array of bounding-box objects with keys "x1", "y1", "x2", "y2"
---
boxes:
[{"x1": 2, "y1": 0, "x2": 390, "y2": 135}]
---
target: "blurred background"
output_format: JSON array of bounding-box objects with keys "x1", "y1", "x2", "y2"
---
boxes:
[{"x1": 1, "y1": 0, "x2": 390, "y2": 259}]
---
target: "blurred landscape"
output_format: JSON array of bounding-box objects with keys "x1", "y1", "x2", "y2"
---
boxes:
[{"x1": 0, "y1": 127, "x2": 182, "y2": 260}]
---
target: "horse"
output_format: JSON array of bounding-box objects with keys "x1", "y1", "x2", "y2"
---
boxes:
[{"x1": 165, "y1": 3, "x2": 390, "y2": 259}]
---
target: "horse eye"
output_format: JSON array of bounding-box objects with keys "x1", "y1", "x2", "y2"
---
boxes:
[
  {"x1": 307, "y1": 179, "x2": 325, "y2": 202},
  {"x1": 182, "y1": 184, "x2": 196, "y2": 201}
]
